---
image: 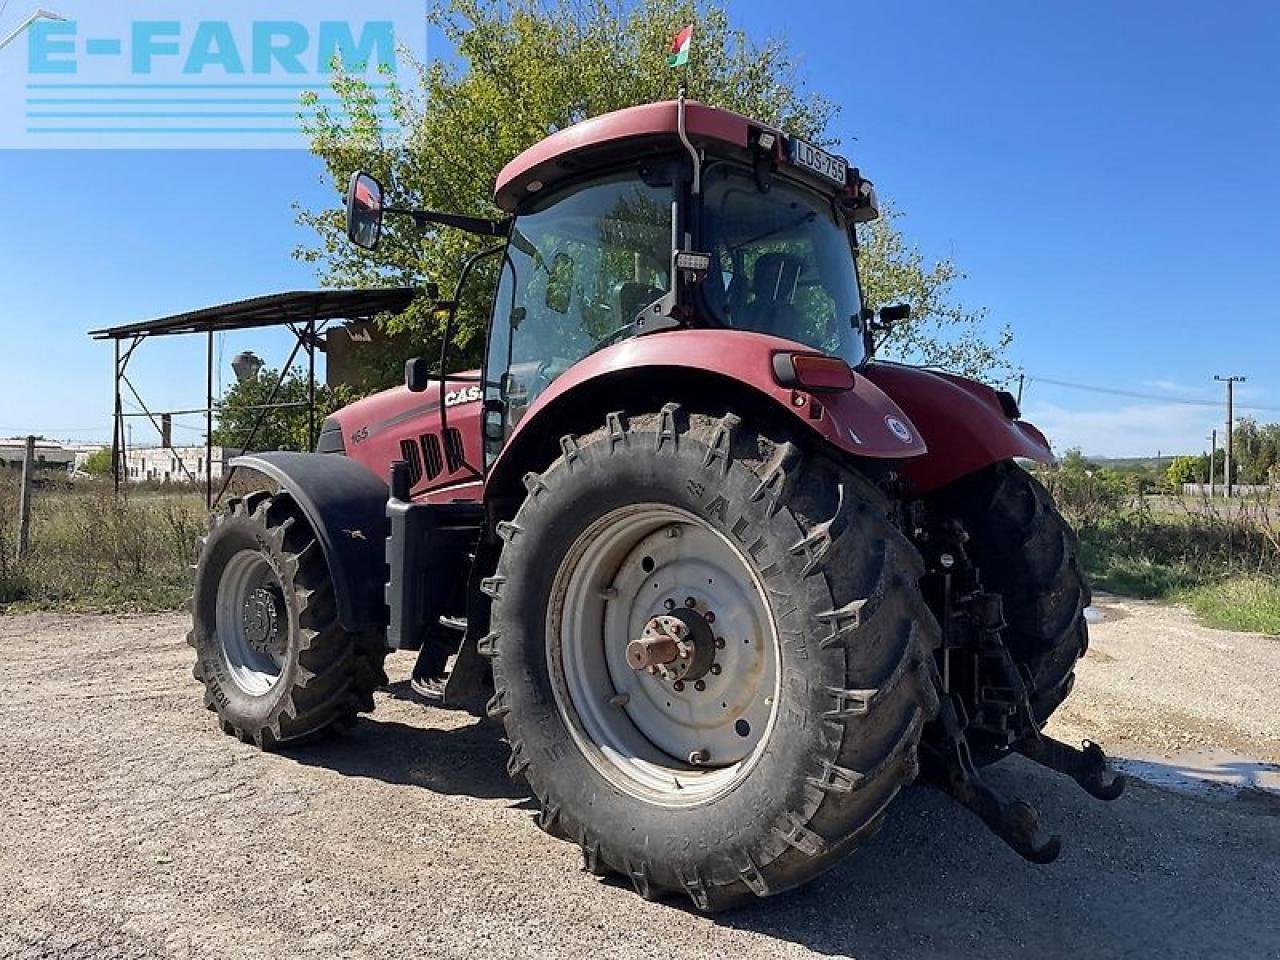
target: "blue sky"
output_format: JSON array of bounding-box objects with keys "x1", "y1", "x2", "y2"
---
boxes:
[{"x1": 0, "y1": 0, "x2": 1277, "y2": 457}]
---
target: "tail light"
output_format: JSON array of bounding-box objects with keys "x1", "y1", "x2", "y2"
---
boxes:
[{"x1": 772, "y1": 353, "x2": 856, "y2": 393}]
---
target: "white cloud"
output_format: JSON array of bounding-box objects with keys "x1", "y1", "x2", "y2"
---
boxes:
[
  {"x1": 1022, "y1": 401, "x2": 1222, "y2": 459},
  {"x1": 1142, "y1": 379, "x2": 1205, "y2": 397}
]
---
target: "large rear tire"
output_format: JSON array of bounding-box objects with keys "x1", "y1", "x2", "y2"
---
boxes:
[
  {"x1": 929, "y1": 461, "x2": 1089, "y2": 733},
  {"x1": 483, "y1": 404, "x2": 940, "y2": 910},
  {"x1": 189, "y1": 490, "x2": 388, "y2": 749}
]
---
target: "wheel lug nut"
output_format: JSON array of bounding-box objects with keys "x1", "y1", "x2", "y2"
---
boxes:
[
  {"x1": 710, "y1": 664, "x2": 722, "y2": 676},
  {"x1": 705, "y1": 611, "x2": 716, "y2": 624},
  {"x1": 684, "y1": 596, "x2": 697, "y2": 608},
  {"x1": 694, "y1": 680, "x2": 706, "y2": 692},
  {"x1": 666, "y1": 527, "x2": 680, "y2": 539},
  {"x1": 688, "y1": 749, "x2": 709, "y2": 765},
  {"x1": 715, "y1": 637, "x2": 725, "y2": 649},
  {"x1": 664, "y1": 599, "x2": 676, "y2": 611},
  {"x1": 673, "y1": 680, "x2": 685, "y2": 692}
]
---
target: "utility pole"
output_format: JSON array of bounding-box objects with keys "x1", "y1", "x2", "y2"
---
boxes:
[
  {"x1": 1208, "y1": 429, "x2": 1216, "y2": 498},
  {"x1": 17, "y1": 436, "x2": 35, "y2": 560},
  {"x1": 1016, "y1": 373, "x2": 1026, "y2": 407},
  {"x1": 1215, "y1": 375, "x2": 1246, "y2": 498}
]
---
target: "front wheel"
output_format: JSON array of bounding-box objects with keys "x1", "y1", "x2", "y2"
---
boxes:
[
  {"x1": 483, "y1": 405, "x2": 940, "y2": 909},
  {"x1": 189, "y1": 491, "x2": 388, "y2": 748}
]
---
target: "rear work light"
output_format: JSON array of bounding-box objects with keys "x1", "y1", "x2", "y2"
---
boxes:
[{"x1": 772, "y1": 353, "x2": 856, "y2": 393}]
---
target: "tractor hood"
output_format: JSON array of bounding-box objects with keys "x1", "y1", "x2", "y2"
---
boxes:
[{"x1": 327, "y1": 373, "x2": 486, "y2": 501}]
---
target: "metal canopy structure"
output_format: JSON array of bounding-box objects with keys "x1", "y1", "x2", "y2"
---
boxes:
[
  {"x1": 91, "y1": 287, "x2": 418, "y2": 507},
  {"x1": 89, "y1": 288, "x2": 418, "y2": 342}
]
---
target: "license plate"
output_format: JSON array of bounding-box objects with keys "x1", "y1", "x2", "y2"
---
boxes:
[{"x1": 788, "y1": 137, "x2": 848, "y2": 186}]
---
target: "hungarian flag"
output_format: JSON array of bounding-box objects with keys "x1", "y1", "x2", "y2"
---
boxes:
[{"x1": 668, "y1": 24, "x2": 693, "y2": 68}]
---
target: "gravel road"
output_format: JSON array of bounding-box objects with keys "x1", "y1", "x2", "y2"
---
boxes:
[{"x1": 2, "y1": 596, "x2": 1277, "y2": 960}]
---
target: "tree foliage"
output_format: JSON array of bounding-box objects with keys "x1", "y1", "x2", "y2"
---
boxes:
[
  {"x1": 297, "y1": 0, "x2": 1012, "y2": 383},
  {"x1": 1232, "y1": 418, "x2": 1280, "y2": 486},
  {"x1": 79, "y1": 447, "x2": 114, "y2": 477},
  {"x1": 1165, "y1": 454, "x2": 1202, "y2": 489},
  {"x1": 212, "y1": 369, "x2": 349, "y2": 453}
]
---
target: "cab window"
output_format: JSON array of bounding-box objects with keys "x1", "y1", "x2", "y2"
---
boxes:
[{"x1": 484, "y1": 172, "x2": 673, "y2": 458}]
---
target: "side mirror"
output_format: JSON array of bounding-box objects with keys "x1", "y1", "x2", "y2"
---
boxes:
[
  {"x1": 346, "y1": 171, "x2": 385, "y2": 251},
  {"x1": 405, "y1": 357, "x2": 430, "y2": 393}
]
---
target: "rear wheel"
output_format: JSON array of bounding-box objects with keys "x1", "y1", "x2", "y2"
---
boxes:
[
  {"x1": 483, "y1": 404, "x2": 940, "y2": 909},
  {"x1": 929, "y1": 461, "x2": 1089, "y2": 734},
  {"x1": 189, "y1": 491, "x2": 388, "y2": 748}
]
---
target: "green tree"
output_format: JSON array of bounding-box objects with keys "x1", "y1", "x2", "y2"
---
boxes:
[
  {"x1": 296, "y1": 0, "x2": 1012, "y2": 382},
  {"x1": 1166, "y1": 454, "x2": 1202, "y2": 489},
  {"x1": 1233, "y1": 418, "x2": 1280, "y2": 486},
  {"x1": 80, "y1": 447, "x2": 114, "y2": 477},
  {"x1": 212, "y1": 368, "x2": 347, "y2": 453}
]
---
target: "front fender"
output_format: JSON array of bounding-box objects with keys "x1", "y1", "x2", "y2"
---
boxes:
[
  {"x1": 230, "y1": 453, "x2": 388, "y2": 632},
  {"x1": 488, "y1": 330, "x2": 927, "y2": 495},
  {"x1": 861, "y1": 363, "x2": 1054, "y2": 496}
]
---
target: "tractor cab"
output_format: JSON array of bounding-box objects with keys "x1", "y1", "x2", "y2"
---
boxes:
[{"x1": 346, "y1": 100, "x2": 883, "y2": 460}]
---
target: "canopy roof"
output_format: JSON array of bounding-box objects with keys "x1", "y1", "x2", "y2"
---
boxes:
[{"x1": 90, "y1": 288, "x2": 418, "y2": 340}]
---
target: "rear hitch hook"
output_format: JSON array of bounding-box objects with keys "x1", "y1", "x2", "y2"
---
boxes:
[{"x1": 1015, "y1": 735, "x2": 1127, "y2": 803}]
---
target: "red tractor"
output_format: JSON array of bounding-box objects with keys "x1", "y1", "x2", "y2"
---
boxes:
[{"x1": 189, "y1": 97, "x2": 1122, "y2": 909}]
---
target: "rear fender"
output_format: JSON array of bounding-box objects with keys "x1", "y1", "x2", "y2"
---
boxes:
[
  {"x1": 486, "y1": 330, "x2": 927, "y2": 501},
  {"x1": 860, "y1": 363, "x2": 1054, "y2": 496},
  {"x1": 230, "y1": 452, "x2": 388, "y2": 632}
]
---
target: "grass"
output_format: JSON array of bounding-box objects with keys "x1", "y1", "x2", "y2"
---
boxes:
[
  {"x1": 0, "y1": 477, "x2": 206, "y2": 614},
  {"x1": 1072, "y1": 494, "x2": 1280, "y2": 636},
  {"x1": 1175, "y1": 578, "x2": 1280, "y2": 636}
]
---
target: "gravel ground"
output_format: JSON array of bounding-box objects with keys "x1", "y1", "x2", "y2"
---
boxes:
[{"x1": 1, "y1": 596, "x2": 1277, "y2": 960}]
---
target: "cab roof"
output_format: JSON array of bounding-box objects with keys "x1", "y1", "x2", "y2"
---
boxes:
[{"x1": 493, "y1": 100, "x2": 786, "y2": 213}]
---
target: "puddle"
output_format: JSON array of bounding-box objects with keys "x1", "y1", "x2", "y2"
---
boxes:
[{"x1": 1114, "y1": 747, "x2": 1280, "y2": 810}]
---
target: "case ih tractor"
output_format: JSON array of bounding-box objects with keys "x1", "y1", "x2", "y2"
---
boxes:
[{"x1": 189, "y1": 97, "x2": 1123, "y2": 909}]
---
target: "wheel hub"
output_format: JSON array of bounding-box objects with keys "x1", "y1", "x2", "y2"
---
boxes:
[
  {"x1": 242, "y1": 585, "x2": 286, "y2": 656},
  {"x1": 627, "y1": 608, "x2": 716, "y2": 682}
]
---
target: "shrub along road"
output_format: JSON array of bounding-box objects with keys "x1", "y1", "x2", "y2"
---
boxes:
[{"x1": 0, "y1": 599, "x2": 1276, "y2": 960}]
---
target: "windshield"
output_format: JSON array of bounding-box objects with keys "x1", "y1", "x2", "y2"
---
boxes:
[
  {"x1": 484, "y1": 170, "x2": 673, "y2": 451},
  {"x1": 700, "y1": 165, "x2": 866, "y2": 366}
]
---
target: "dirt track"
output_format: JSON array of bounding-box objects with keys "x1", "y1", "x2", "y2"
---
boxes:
[{"x1": 2, "y1": 596, "x2": 1278, "y2": 960}]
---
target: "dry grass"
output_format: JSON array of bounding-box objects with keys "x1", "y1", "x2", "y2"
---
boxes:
[{"x1": 0, "y1": 476, "x2": 206, "y2": 612}]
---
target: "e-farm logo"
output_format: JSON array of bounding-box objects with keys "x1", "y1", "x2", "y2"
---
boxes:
[{"x1": 0, "y1": 1, "x2": 426, "y2": 148}]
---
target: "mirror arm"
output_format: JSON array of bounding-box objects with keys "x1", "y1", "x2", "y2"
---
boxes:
[
  {"x1": 437, "y1": 243, "x2": 507, "y2": 463},
  {"x1": 388, "y1": 207, "x2": 512, "y2": 238}
]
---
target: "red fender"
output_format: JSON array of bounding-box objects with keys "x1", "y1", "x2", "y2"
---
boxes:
[
  {"x1": 861, "y1": 363, "x2": 1053, "y2": 496},
  {"x1": 487, "y1": 330, "x2": 927, "y2": 494}
]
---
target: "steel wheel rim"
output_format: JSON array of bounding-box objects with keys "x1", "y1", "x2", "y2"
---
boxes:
[
  {"x1": 547, "y1": 504, "x2": 780, "y2": 806},
  {"x1": 215, "y1": 550, "x2": 288, "y2": 696}
]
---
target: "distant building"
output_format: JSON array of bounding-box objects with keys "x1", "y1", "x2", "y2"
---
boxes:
[
  {"x1": 0, "y1": 438, "x2": 79, "y2": 472},
  {"x1": 120, "y1": 445, "x2": 231, "y2": 485}
]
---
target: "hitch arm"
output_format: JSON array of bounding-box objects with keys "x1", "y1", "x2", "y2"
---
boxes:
[
  {"x1": 1016, "y1": 736, "x2": 1126, "y2": 802},
  {"x1": 925, "y1": 691, "x2": 1062, "y2": 864}
]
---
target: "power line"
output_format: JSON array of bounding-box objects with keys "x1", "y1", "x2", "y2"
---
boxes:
[{"x1": 1026, "y1": 375, "x2": 1280, "y2": 414}]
